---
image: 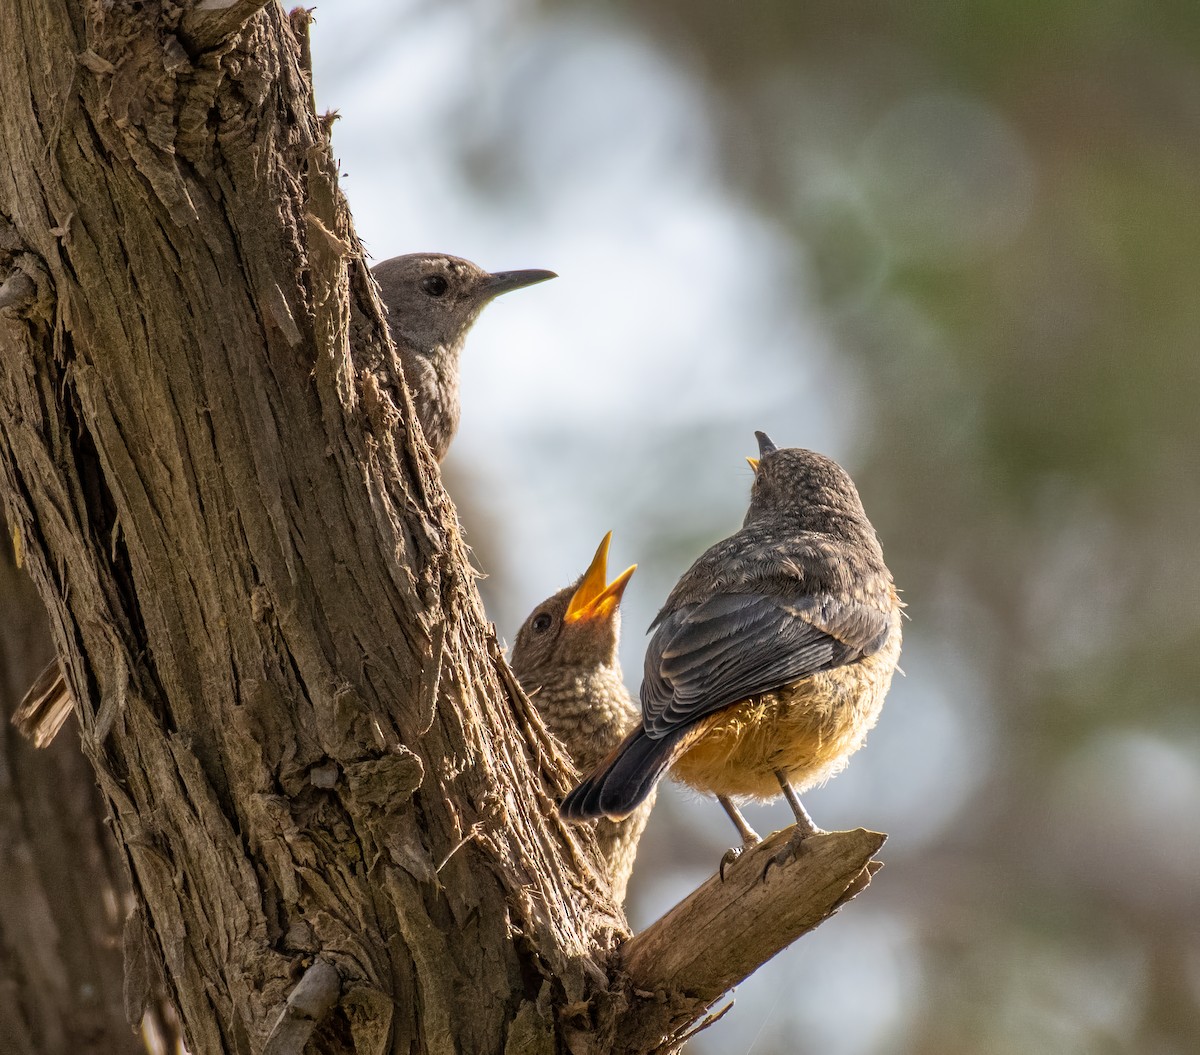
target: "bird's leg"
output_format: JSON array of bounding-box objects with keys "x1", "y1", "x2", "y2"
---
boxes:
[
  {"x1": 720, "y1": 795, "x2": 762, "y2": 844},
  {"x1": 718, "y1": 795, "x2": 761, "y2": 880},
  {"x1": 778, "y1": 772, "x2": 820, "y2": 837},
  {"x1": 764, "y1": 771, "x2": 826, "y2": 880}
]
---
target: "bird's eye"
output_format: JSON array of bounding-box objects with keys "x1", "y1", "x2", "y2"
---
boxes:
[
  {"x1": 532, "y1": 613, "x2": 552, "y2": 633},
  {"x1": 421, "y1": 275, "x2": 449, "y2": 297}
]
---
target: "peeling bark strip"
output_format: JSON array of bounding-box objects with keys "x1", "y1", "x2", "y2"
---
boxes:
[
  {"x1": 262, "y1": 958, "x2": 342, "y2": 1055},
  {"x1": 0, "y1": 511, "x2": 143, "y2": 1055},
  {"x1": 0, "y1": 3, "x2": 884, "y2": 1053}
]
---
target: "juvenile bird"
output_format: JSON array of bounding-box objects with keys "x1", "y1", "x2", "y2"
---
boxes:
[
  {"x1": 511, "y1": 533, "x2": 652, "y2": 903},
  {"x1": 371, "y1": 253, "x2": 556, "y2": 461},
  {"x1": 560, "y1": 433, "x2": 902, "y2": 868},
  {"x1": 14, "y1": 253, "x2": 557, "y2": 748}
]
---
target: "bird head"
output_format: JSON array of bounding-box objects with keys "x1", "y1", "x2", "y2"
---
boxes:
[
  {"x1": 743, "y1": 430, "x2": 872, "y2": 532},
  {"x1": 370, "y1": 253, "x2": 556, "y2": 358},
  {"x1": 510, "y1": 532, "x2": 636, "y2": 680}
]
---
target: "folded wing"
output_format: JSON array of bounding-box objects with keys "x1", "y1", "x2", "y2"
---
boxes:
[{"x1": 641, "y1": 590, "x2": 892, "y2": 739}]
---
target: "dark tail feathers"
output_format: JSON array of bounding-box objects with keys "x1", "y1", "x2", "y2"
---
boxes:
[{"x1": 560, "y1": 726, "x2": 685, "y2": 821}]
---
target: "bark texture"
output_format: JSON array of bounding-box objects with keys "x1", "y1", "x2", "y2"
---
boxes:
[
  {"x1": 0, "y1": 510, "x2": 145, "y2": 1055},
  {"x1": 620, "y1": 828, "x2": 884, "y2": 1045},
  {"x1": 0, "y1": 4, "x2": 884, "y2": 1053},
  {"x1": 0, "y1": 3, "x2": 622, "y2": 1052}
]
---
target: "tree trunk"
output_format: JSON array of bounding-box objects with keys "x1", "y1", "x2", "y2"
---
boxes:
[
  {"x1": 0, "y1": 508, "x2": 150, "y2": 1055},
  {"x1": 0, "y1": 3, "x2": 624, "y2": 1051},
  {"x1": 0, "y1": 4, "x2": 881, "y2": 1053}
]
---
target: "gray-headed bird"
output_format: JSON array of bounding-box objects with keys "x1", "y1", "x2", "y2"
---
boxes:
[{"x1": 560, "y1": 433, "x2": 902, "y2": 869}]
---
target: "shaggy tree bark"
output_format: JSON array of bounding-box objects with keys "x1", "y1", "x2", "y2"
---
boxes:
[
  {"x1": 0, "y1": 508, "x2": 147, "y2": 1055},
  {"x1": 0, "y1": 4, "x2": 883, "y2": 1054}
]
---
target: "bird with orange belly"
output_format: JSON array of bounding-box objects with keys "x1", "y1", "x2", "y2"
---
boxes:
[{"x1": 560, "y1": 432, "x2": 903, "y2": 869}]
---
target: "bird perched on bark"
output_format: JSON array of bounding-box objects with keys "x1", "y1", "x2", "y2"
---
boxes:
[
  {"x1": 13, "y1": 252, "x2": 556, "y2": 749},
  {"x1": 371, "y1": 253, "x2": 556, "y2": 462},
  {"x1": 560, "y1": 433, "x2": 902, "y2": 869},
  {"x1": 510, "y1": 533, "x2": 652, "y2": 904}
]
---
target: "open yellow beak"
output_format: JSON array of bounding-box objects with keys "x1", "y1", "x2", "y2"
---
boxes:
[
  {"x1": 746, "y1": 456, "x2": 759, "y2": 472},
  {"x1": 564, "y1": 531, "x2": 636, "y2": 624}
]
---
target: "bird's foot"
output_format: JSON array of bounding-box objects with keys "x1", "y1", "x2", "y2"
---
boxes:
[
  {"x1": 762, "y1": 823, "x2": 827, "y2": 882},
  {"x1": 719, "y1": 845, "x2": 744, "y2": 881},
  {"x1": 719, "y1": 835, "x2": 762, "y2": 882},
  {"x1": 717, "y1": 795, "x2": 762, "y2": 881}
]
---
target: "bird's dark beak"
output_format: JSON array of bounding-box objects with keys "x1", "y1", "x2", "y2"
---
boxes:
[
  {"x1": 565, "y1": 532, "x2": 636, "y2": 624},
  {"x1": 480, "y1": 268, "x2": 558, "y2": 300},
  {"x1": 755, "y1": 431, "x2": 778, "y2": 458}
]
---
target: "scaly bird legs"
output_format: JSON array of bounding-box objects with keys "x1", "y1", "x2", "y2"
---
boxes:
[
  {"x1": 764, "y1": 769, "x2": 827, "y2": 878},
  {"x1": 777, "y1": 770, "x2": 821, "y2": 837},
  {"x1": 717, "y1": 774, "x2": 828, "y2": 880},
  {"x1": 718, "y1": 795, "x2": 761, "y2": 880}
]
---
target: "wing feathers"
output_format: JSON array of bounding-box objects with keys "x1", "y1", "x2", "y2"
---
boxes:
[
  {"x1": 641, "y1": 591, "x2": 891, "y2": 740},
  {"x1": 559, "y1": 726, "x2": 688, "y2": 821}
]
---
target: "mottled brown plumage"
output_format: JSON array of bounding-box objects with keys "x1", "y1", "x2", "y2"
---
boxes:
[
  {"x1": 371, "y1": 253, "x2": 555, "y2": 462},
  {"x1": 560, "y1": 433, "x2": 902, "y2": 862},
  {"x1": 510, "y1": 533, "x2": 652, "y2": 903}
]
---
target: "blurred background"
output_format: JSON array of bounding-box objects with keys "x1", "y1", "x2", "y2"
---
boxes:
[{"x1": 313, "y1": 3, "x2": 1200, "y2": 1052}]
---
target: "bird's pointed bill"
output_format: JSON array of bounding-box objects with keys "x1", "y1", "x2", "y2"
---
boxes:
[
  {"x1": 590, "y1": 563, "x2": 637, "y2": 620},
  {"x1": 755, "y1": 431, "x2": 778, "y2": 458},
  {"x1": 566, "y1": 532, "x2": 636, "y2": 623},
  {"x1": 480, "y1": 269, "x2": 558, "y2": 299},
  {"x1": 746, "y1": 456, "x2": 759, "y2": 472}
]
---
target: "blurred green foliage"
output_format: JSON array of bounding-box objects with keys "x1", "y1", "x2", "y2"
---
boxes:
[{"x1": 556, "y1": 2, "x2": 1200, "y2": 1051}]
